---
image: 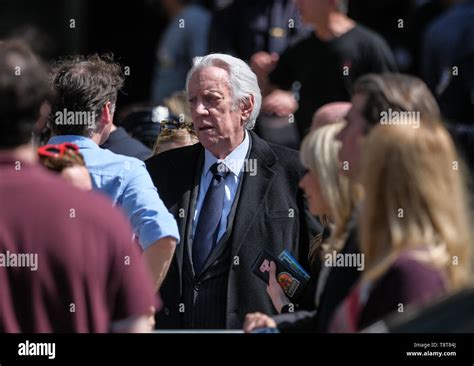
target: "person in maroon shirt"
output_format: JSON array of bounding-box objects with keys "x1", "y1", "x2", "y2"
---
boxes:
[{"x1": 0, "y1": 40, "x2": 158, "y2": 332}]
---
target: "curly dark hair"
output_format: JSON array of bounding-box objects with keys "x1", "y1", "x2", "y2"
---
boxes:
[
  {"x1": 0, "y1": 40, "x2": 53, "y2": 148},
  {"x1": 49, "y1": 53, "x2": 124, "y2": 136}
]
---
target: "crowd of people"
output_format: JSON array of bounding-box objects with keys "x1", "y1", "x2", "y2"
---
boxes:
[{"x1": 0, "y1": 0, "x2": 473, "y2": 333}]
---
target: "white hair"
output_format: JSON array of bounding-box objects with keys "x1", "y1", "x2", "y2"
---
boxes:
[{"x1": 185, "y1": 53, "x2": 262, "y2": 130}]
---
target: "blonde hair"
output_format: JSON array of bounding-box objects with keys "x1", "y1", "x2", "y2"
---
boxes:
[
  {"x1": 153, "y1": 128, "x2": 199, "y2": 155},
  {"x1": 300, "y1": 121, "x2": 360, "y2": 262},
  {"x1": 152, "y1": 91, "x2": 198, "y2": 155},
  {"x1": 163, "y1": 91, "x2": 192, "y2": 124},
  {"x1": 360, "y1": 119, "x2": 472, "y2": 289}
]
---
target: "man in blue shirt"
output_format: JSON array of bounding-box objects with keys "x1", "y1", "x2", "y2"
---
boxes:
[{"x1": 48, "y1": 54, "x2": 180, "y2": 290}]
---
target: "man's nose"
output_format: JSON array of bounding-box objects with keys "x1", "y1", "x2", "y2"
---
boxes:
[{"x1": 195, "y1": 102, "x2": 208, "y2": 115}]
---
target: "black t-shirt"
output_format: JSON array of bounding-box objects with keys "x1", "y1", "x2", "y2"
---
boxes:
[{"x1": 269, "y1": 24, "x2": 397, "y2": 137}]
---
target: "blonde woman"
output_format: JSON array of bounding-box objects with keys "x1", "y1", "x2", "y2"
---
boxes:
[
  {"x1": 152, "y1": 91, "x2": 199, "y2": 155},
  {"x1": 330, "y1": 119, "x2": 472, "y2": 332},
  {"x1": 244, "y1": 120, "x2": 361, "y2": 332},
  {"x1": 152, "y1": 120, "x2": 199, "y2": 155}
]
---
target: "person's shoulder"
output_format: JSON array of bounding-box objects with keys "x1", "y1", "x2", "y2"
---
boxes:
[
  {"x1": 350, "y1": 24, "x2": 389, "y2": 45},
  {"x1": 108, "y1": 128, "x2": 151, "y2": 159},
  {"x1": 78, "y1": 189, "x2": 129, "y2": 223},
  {"x1": 267, "y1": 142, "x2": 300, "y2": 163},
  {"x1": 184, "y1": 5, "x2": 211, "y2": 22},
  {"x1": 34, "y1": 167, "x2": 128, "y2": 226},
  {"x1": 430, "y1": 2, "x2": 471, "y2": 30},
  {"x1": 98, "y1": 147, "x2": 145, "y2": 170},
  {"x1": 422, "y1": 6, "x2": 465, "y2": 43},
  {"x1": 379, "y1": 251, "x2": 446, "y2": 291},
  {"x1": 251, "y1": 133, "x2": 303, "y2": 172},
  {"x1": 390, "y1": 252, "x2": 440, "y2": 276},
  {"x1": 372, "y1": 251, "x2": 448, "y2": 308},
  {"x1": 146, "y1": 143, "x2": 202, "y2": 170}
]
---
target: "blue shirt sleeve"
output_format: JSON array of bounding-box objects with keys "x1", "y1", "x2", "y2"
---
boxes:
[{"x1": 120, "y1": 162, "x2": 180, "y2": 250}]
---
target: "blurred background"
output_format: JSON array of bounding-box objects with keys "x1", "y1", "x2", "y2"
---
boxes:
[
  {"x1": 1, "y1": 0, "x2": 472, "y2": 157},
  {"x1": 1, "y1": 0, "x2": 462, "y2": 107},
  {"x1": 0, "y1": 0, "x2": 167, "y2": 106}
]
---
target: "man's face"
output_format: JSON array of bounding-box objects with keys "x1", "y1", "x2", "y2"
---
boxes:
[
  {"x1": 336, "y1": 94, "x2": 368, "y2": 179},
  {"x1": 295, "y1": 0, "x2": 328, "y2": 24},
  {"x1": 188, "y1": 66, "x2": 246, "y2": 158}
]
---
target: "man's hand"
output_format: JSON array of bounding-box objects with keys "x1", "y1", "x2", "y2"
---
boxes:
[
  {"x1": 243, "y1": 312, "x2": 277, "y2": 333},
  {"x1": 250, "y1": 51, "x2": 280, "y2": 95},
  {"x1": 143, "y1": 236, "x2": 177, "y2": 291},
  {"x1": 250, "y1": 51, "x2": 279, "y2": 79},
  {"x1": 110, "y1": 306, "x2": 156, "y2": 333},
  {"x1": 266, "y1": 261, "x2": 290, "y2": 313},
  {"x1": 262, "y1": 89, "x2": 298, "y2": 117}
]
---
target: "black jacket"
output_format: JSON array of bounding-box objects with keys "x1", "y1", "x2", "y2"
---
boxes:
[
  {"x1": 273, "y1": 223, "x2": 361, "y2": 333},
  {"x1": 145, "y1": 131, "x2": 319, "y2": 328},
  {"x1": 101, "y1": 127, "x2": 151, "y2": 161}
]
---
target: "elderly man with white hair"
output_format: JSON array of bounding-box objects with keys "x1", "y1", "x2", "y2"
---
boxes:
[{"x1": 146, "y1": 53, "x2": 319, "y2": 329}]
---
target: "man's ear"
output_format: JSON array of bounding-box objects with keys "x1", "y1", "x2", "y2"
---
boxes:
[
  {"x1": 100, "y1": 102, "x2": 114, "y2": 127},
  {"x1": 241, "y1": 95, "x2": 254, "y2": 124}
]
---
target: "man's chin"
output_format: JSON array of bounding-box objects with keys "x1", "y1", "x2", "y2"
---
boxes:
[{"x1": 197, "y1": 133, "x2": 218, "y2": 147}]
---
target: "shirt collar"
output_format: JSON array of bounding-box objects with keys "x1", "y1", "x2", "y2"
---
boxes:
[
  {"x1": 203, "y1": 130, "x2": 250, "y2": 177},
  {"x1": 48, "y1": 135, "x2": 100, "y2": 150}
]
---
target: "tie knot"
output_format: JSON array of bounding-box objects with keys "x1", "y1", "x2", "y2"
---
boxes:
[{"x1": 210, "y1": 162, "x2": 229, "y2": 179}]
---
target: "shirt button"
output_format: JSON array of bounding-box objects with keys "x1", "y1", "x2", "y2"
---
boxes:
[{"x1": 194, "y1": 282, "x2": 202, "y2": 291}]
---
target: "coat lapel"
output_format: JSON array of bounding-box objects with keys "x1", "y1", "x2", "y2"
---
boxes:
[
  {"x1": 185, "y1": 151, "x2": 203, "y2": 277},
  {"x1": 174, "y1": 144, "x2": 204, "y2": 282},
  {"x1": 230, "y1": 131, "x2": 278, "y2": 258}
]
